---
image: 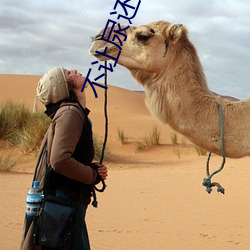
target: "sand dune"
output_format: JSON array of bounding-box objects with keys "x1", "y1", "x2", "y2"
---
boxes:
[{"x1": 1, "y1": 74, "x2": 250, "y2": 250}]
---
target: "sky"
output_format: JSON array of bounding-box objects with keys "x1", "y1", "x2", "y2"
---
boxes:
[{"x1": 1, "y1": 0, "x2": 250, "y2": 99}]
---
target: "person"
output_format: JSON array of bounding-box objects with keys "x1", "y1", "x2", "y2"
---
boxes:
[{"x1": 22, "y1": 66, "x2": 108, "y2": 250}]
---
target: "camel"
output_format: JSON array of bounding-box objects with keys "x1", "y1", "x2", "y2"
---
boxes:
[{"x1": 89, "y1": 21, "x2": 250, "y2": 159}]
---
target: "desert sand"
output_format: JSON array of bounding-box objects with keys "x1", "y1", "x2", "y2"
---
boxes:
[{"x1": 1, "y1": 74, "x2": 250, "y2": 250}]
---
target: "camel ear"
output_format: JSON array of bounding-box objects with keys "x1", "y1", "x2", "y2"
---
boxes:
[{"x1": 167, "y1": 23, "x2": 184, "y2": 43}]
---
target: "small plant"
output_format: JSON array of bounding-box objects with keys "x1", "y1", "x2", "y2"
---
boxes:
[
  {"x1": 151, "y1": 126, "x2": 160, "y2": 145},
  {"x1": 171, "y1": 133, "x2": 178, "y2": 145},
  {"x1": 136, "y1": 138, "x2": 151, "y2": 152},
  {"x1": 136, "y1": 126, "x2": 161, "y2": 152},
  {"x1": 0, "y1": 152, "x2": 18, "y2": 172},
  {"x1": 117, "y1": 128, "x2": 128, "y2": 144},
  {"x1": 195, "y1": 146, "x2": 207, "y2": 156},
  {"x1": 173, "y1": 147, "x2": 181, "y2": 159}
]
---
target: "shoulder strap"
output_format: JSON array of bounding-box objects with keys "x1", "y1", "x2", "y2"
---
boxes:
[
  {"x1": 32, "y1": 124, "x2": 53, "y2": 188},
  {"x1": 32, "y1": 127, "x2": 49, "y2": 184}
]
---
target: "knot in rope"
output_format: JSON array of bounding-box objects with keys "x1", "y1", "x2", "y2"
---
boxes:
[
  {"x1": 202, "y1": 178, "x2": 213, "y2": 194},
  {"x1": 202, "y1": 177, "x2": 225, "y2": 194}
]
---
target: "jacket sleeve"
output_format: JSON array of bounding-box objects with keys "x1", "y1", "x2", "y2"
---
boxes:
[{"x1": 49, "y1": 105, "x2": 97, "y2": 184}]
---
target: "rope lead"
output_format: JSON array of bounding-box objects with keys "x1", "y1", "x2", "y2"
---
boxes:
[
  {"x1": 92, "y1": 61, "x2": 108, "y2": 207},
  {"x1": 202, "y1": 104, "x2": 226, "y2": 194}
]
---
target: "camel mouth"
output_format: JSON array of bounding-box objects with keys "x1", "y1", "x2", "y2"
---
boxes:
[{"x1": 89, "y1": 40, "x2": 119, "y2": 61}]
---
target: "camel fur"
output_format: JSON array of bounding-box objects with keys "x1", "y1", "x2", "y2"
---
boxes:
[{"x1": 89, "y1": 20, "x2": 250, "y2": 158}]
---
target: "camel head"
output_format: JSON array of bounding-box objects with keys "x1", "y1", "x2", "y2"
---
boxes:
[{"x1": 89, "y1": 21, "x2": 189, "y2": 86}]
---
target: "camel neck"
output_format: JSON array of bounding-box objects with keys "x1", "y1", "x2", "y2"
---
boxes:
[{"x1": 144, "y1": 76, "x2": 224, "y2": 154}]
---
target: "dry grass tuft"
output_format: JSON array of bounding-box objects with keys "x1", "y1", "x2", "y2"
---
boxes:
[
  {"x1": 0, "y1": 101, "x2": 50, "y2": 153},
  {"x1": 117, "y1": 128, "x2": 128, "y2": 144},
  {"x1": 195, "y1": 146, "x2": 207, "y2": 156},
  {"x1": 0, "y1": 152, "x2": 18, "y2": 172},
  {"x1": 136, "y1": 126, "x2": 161, "y2": 152},
  {"x1": 171, "y1": 133, "x2": 178, "y2": 145}
]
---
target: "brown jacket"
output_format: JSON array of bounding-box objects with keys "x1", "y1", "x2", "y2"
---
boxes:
[
  {"x1": 48, "y1": 102, "x2": 97, "y2": 183},
  {"x1": 46, "y1": 102, "x2": 98, "y2": 202}
]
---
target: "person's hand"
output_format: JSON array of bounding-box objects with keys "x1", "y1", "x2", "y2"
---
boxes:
[
  {"x1": 90, "y1": 163, "x2": 108, "y2": 184},
  {"x1": 96, "y1": 163, "x2": 108, "y2": 180}
]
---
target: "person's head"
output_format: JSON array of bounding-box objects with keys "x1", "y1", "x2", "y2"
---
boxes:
[
  {"x1": 36, "y1": 67, "x2": 87, "y2": 105},
  {"x1": 63, "y1": 69, "x2": 87, "y2": 93}
]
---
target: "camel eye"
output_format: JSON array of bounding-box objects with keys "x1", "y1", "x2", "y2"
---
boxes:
[
  {"x1": 136, "y1": 32, "x2": 153, "y2": 43},
  {"x1": 137, "y1": 34, "x2": 150, "y2": 42},
  {"x1": 135, "y1": 28, "x2": 155, "y2": 43}
]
